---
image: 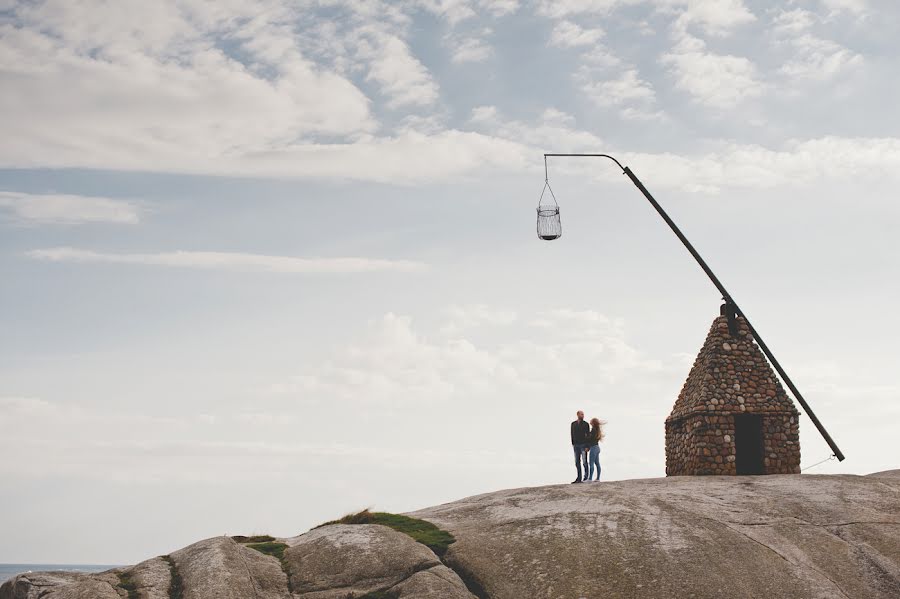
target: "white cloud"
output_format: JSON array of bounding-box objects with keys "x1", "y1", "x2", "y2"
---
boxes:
[
  {"x1": 416, "y1": 0, "x2": 520, "y2": 24},
  {"x1": 820, "y1": 0, "x2": 867, "y2": 17},
  {"x1": 0, "y1": 1, "x2": 378, "y2": 169},
  {"x1": 536, "y1": 0, "x2": 753, "y2": 36},
  {"x1": 535, "y1": 0, "x2": 641, "y2": 19},
  {"x1": 620, "y1": 136, "x2": 900, "y2": 193},
  {"x1": 575, "y1": 65, "x2": 663, "y2": 120},
  {"x1": 26, "y1": 247, "x2": 428, "y2": 274},
  {"x1": 0, "y1": 0, "x2": 896, "y2": 189},
  {"x1": 479, "y1": 0, "x2": 520, "y2": 17},
  {"x1": 441, "y1": 304, "x2": 519, "y2": 336},
  {"x1": 660, "y1": 33, "x2": 763, "y2": 108},
  {"x1": 780, "y1": 36, "x2": 862, "y2": 80},
  {"x1": 0, "y1": 192, "x2": 142, "y2": 225},
  {"x1": 582, "y1": 46, "x2": 623, "y2": 68},
  {"x1": 417, "y1": 0, "x2": 477, "y2": 25},
  {"x1": 772, "y1": 9, "x2": 863, "y2": 81},
  {"x1": 468, "y1": 107, "x2": 900, "y2": 192},
  {"x1": 448, "y1": 35, "x2": 493, "y2": 63},
  {"x1": 468, "y1": 106, "x2": 607, "y2": 153},
  {"x1": 548, "y1": 20, "x2": 605, "y2": 48},
  {"x1": 581, "y1": 68, "x2": 656, "y2": 107},
  {"x1": 357, "y1": 32, "x2": 440, "y2": 107},
  {"x1": 5, "y1": 127, "x2": 530, "y2": 183},
  {"x1": 272, "y1": 309, "x2": 664, "y2": 406},
  {"x1": 670, "y1": 0, "x2": 755, "y2": 36}
]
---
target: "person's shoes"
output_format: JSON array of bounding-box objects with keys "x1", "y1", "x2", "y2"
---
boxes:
[{"x1": 571, "y1": 478, "x2": 582, "y2": 484}]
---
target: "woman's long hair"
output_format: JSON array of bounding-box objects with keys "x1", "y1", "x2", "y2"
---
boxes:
[{"x1": 590, "y1": 417, "x2": 606, "y2": 442}]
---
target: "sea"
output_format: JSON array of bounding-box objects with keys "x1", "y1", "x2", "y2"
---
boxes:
[{"x1": 0, "y1": 564, "x2": 120, "y2": 584}]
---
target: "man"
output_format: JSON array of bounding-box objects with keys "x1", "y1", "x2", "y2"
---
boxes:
[{"x1": 570, "y1": 410, "x2": 590, "y2": 483}]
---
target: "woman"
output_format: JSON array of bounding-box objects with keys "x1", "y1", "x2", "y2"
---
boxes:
[{"x1": 586, "y1": 417, "x2": 605, "y2": 481}]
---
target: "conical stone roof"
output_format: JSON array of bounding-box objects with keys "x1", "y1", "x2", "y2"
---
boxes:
[{"x1": 668, "y1": 314, "x2": 798, "y2": 422}]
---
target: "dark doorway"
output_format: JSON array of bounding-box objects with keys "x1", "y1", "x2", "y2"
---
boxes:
[{"x1": 734, "y1": 414, "x2": 765, "y2": 475}]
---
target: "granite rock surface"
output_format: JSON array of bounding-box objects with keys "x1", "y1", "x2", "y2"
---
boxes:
[{"x1": 4, "y1": 471, "x2": 898, "y2": 599}]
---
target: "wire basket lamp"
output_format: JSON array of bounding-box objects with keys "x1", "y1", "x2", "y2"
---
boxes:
[{"x1": 536, "y1": 174, "x2": 561, "y2": 240}]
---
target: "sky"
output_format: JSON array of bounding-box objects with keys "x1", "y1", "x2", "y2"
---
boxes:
[{"x1": 1, "y1": 0, "x2": 899, "y2": 564}]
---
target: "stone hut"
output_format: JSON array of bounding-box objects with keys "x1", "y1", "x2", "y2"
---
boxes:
[{"x1": 665, "y1": 306, "x2": 801, "y2": 476}]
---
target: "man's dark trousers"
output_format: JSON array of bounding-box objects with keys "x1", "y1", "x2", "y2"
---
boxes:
[
  {"x1": 573, "y1": 444, "x2": 589, "y2": 480},
  {"x1": 571, "y1": 419, "x2": 591, "y2": 481}
]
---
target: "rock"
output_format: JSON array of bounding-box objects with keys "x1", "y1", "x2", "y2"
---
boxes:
[
  {"x1": 282, "y1": 524, "x2": 443, "y2": 598},
  {"x1": 125, "y1": 556, "x2": 171, "y2": 599},
  {"x1": 0, "y1": 572, "x2": 96, "y2": 599},
  {"x1": 867, "y1": 469, "x2": 900, "y2": 479},
  {"x1": 5, "y1": 472, "x2": 898, "y2": 599},
  {"x1": 0, "y1": 571, "x2": 123, "y2": 599},
  {"x1": 390, "y1": 565, "x2": 474, "y2": 598},
  {"x1": 412, "y1": 473, "x2": 900, "y2": 599},
  {"x1": 171, "y1": 536, "x2": 290, "y2": 599}
]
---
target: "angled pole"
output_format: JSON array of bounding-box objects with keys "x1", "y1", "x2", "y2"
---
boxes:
[{"x1": 544, "y1": 153, "x2": 845, "y2": 462}]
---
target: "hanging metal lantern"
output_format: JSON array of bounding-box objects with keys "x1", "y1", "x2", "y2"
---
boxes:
[{"x1": 536, "y1": 180, "x2": 561, "y2": 240}]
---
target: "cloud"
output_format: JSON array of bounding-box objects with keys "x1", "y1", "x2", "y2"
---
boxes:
[
  {"x1": 479, "y1": 0, "x2": 521, "y2": 17},
  {"x1": 268, "y1": 309, "x2": 666, "y2": 406},
  {"x1": 440, "y1": 304, "x2": 519, "y2": 336},
  {"x1": 417, "y1": 0, "x2": 520, "y2": 24},
  {"x1": 5, "y1": 127, "x2": 530, "y2": 184},
  {"x1": 660, "y1": 32, "x2": 763, "y2": 108},
  {"x1": 535, "y1": 0, "x2": 642, "y2": 19},
  {"x1": 580, "y1": 68, "x2": 656, "y2": 106},
  {"x1": 1, "y1": 0, "x2": 897, "y2": 189},
  {"x1": 820, "y1": 0, "x2": 867, "y2": 17},
  {"x1": 620, "y1": 136, "x2": 900, "y2": 193},
  {"x1": 468, "y1": 106, "x2": 607, "y2": 152},
  {"x1": 536, "y1": 0, "x2": 754, "y2": 36},
  {"x1": 468, "y1": 106, "x2": 900, "y2": 192},
  {"x1": 548, "y1": 20, "x2": 605, "y2": 47},
  {"x1": 448, "y1": 34, "x2": 493, "y2": 64},
  {"x1": 670, "y1": 0, "x2": 755, "y2": 36},
  {"x1": 26, "y1": 247, "x2": 428, "y2": 274},
  {"x1": 0, "y1": 1, "x2": 377, "y2": 168},
  {"x1": 417, "y1": 0, "x2": 477, "y2": 25},
  {"x1": 577, "y1": 67, "x2": 664, "y2": 121},
  {"x1": 357, "y1": 32, "x2": 440, "y2": 107},
  {"x1": 0, "y1": 192, "x2": 142, "y2": 224},
  {"x1": 772, "y1": 9, "x2": 863, "y2": 80}
]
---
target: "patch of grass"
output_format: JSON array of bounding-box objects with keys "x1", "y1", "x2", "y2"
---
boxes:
[
  {"x1": 160, "y1": 555, "x2": 184, "y2": 599},
  {"x1": 234, "y1": 539, "x2": 294, "y2": 591},
  {"x1": 317, "y1": 510, "x2": 456, "y2": 557},
  {"x1": 231, "y1": 535, "x2": 275, "y2": 544},
  {"x1": 245, "y1": 541, "x2": 288, "y2": 561},
  {"x1": 116, "y1": 571, "x2": 139, "y2": 599}
]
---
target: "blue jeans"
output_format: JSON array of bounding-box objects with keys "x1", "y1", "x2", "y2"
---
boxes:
[
  {"x1": 588, "y1": 445, "x2": 601, "y2": 480},
  {"x1": 573, "y1": 444, "x2": 589, "y2": 480}
]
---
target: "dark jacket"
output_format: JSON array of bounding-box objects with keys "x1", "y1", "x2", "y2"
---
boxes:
[
  {"x1": 587, "y1": 425, "x2": 600, "y2": 447},
  {"x1": 571, "y1": 419, "x2": 590, "y2": 446}
]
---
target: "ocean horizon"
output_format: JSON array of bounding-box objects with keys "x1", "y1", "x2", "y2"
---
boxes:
[{"x1": 0, "y1": 564, "x2": 120, "y2": 584}]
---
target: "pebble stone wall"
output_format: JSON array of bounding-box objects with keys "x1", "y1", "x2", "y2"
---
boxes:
[{"x1": 665, "y1": 314, "x2": 801, "y2": 476}]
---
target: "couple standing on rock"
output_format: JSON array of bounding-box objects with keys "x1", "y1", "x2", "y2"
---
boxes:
[{"x1": 571, "y1": 410, "x2": 605, "y2": 483}]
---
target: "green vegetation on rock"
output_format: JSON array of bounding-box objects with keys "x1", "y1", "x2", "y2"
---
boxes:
[
  {"x1": 318, "y1": 509, "x2": 456, "y2": 557},
  {"x1": 230, "y1": 534, "x2": 276, "y2": 543},
  {"x1": 116, "y1": 571, "x2": 139, "y2": 599},
  {"x1": 160, "y1": 555, "x2": 184, "y2": 599},
  {"x1": 245, "y1": 541, "x2": 289, "y2": 561}
]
